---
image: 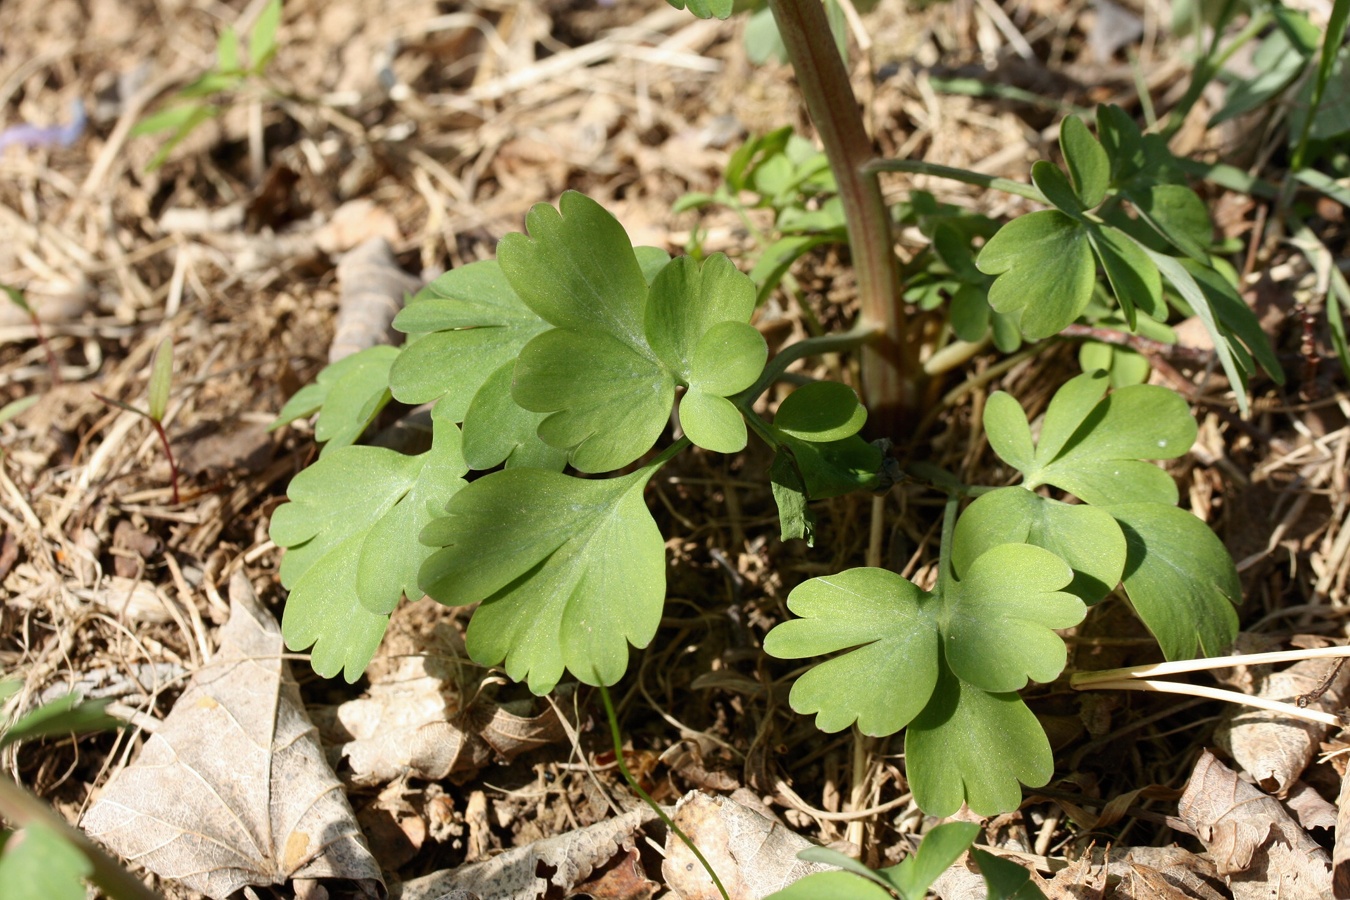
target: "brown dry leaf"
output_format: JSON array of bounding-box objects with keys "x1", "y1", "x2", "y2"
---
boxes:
[
  {"x1": 81, "y1": 572, "x2": 384, "y2": 900},
  {"x1": 661, "y1": 790, "x2": 832, "y2": 900},
  {"x1": 331, "y1": 653, "x2": 566, "y2": 786},
  {"x1": 392, "y1": 806, "x2": 657, "y2": 900},
  {"x1": 1333, "y1": 758, "x2": 1350, "y2": 897},
  {"x1": 1178, "y1": 749, "x2": 1331, "y2": 899},
  {"x1": 1216, "y1": 654, "x2": 1350, "y2": 796},
  {"x1": 1286, "y1": 780, "x2": 1338, "y2": 831}
]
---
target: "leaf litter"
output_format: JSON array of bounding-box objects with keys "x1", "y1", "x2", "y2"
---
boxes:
[{"x1": 0, "y1": 0, "x2": 1348, "y2": 898}]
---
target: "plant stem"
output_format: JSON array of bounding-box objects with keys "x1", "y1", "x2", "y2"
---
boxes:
[
  {"x1": 0, "y1": 776, "x2": 164, "y2": 900},
  {"x1": 1291, "y1": 0, "x2": 1350, "y2": 171},
  {"x1": 596, "y1": 683, "x2": 730, "y2": 900},
  {"x1": 1159, "y1": 8, "x2": 1270, "y2": 140},
  {"x1": 1074, "y1": 678, "x2": 1344, "y2": 728},
  {"x1": 733, "y1": 320, "x2": 879, "y2": 407},
  {"x1": 151, "y1": 420, "x2": 181, "y2": 505},
  {"x1": 768, "y1": 0, "x2": 916, "y2": 434},
  {"x1": 1071, "y1": 645, "x2": 1350, "y2": 686},
  {"x1": 865, "y1": 159, "x2": 1049, "y2": 204}
]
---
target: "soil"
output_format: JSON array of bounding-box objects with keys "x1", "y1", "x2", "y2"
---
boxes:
[{"x1": 2, "y1": 0, "x2": 1348, "y2": 898}]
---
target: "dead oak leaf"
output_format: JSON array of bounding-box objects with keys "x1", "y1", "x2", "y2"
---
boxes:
[{"x1": 81, "y1": 573, "x2": 384, "y2": 900}]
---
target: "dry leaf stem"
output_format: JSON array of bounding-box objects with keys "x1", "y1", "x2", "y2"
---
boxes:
[{"x1": 1072, "y1": 646, "x2": 1350, "y2": 727}]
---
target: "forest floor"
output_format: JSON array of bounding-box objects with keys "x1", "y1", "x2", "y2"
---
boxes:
[{"x1": 2, "y1": 0, "x2": 1349, "y2": 898}]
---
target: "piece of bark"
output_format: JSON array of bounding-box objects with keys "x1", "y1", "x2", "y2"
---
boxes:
[
  {"x1": 329, "y1": 237, "x2": 419, "y2": 363},
  {"x1": 661, "y1": 791, "x2": 832, "y2": 900},
  {"x1": 392, "y1": 806, "x2": 657, "y2": 900},
  {"x1": 81, "y1": 572, "x2": 383, "y2": 899},
  {"x1": 1179, "y1": 749, "x2": 1331, "y2": 899}
]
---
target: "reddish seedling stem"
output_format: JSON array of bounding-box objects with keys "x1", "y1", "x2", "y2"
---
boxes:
[{"x1": 92, "y1": 394, "x2": 182, "y2": 505}]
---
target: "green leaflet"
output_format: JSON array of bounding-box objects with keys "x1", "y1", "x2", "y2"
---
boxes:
[
  {"x1": 419, "y1": 461, "x2": 668, "y2": 694},
  {"x1": 905, "y1": 658, "x2": 1054, "y2": 817},
  {"x1": 763, "y1": 538, "x2": 1081, "y2": 815},
  {"x1": 389, "y1": 260, "x2": 550, "y2": 420},
  {"x1": 941, "y1": 544, "x2": 1084, "y2": 692},
  {"x1": 502, "y1": 193, "x2": 766, "y2": 470},
  {"x1": 984, "y1": 371, "x2": 1196, "y2": 506},
  {"x1": 770, "y1": 823, "x2": 1013, "y2": 900},
  {"x1": 271, "y1": 345, "x2": 398, "y2": 453},
  {"x1": 270, "y1": 402, "x2": 468, "y2": 682},
  {"x1": 982, "y1": 373, "x2": 1239, "y2": 660},
  {"x1": 978, "y1": 209, "x2": 1097, "y2": 341},
  {"x1": 1108, "y1": 503, "x2": 1241, "y2": 660},
  {"x1": 762, "y1": 568, "x2": 940, "y2": 736},
  {"x1": 954, "y1": 487, "x2": 1127, "y2": 605},
  {"x1": 461, "y1": 361, "x2": 566, "y2": 471}
]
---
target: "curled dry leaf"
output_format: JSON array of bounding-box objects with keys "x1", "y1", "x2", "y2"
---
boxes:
[
  {"x1": 662, "y1": 791, "x2": 832, "y2": 900},
  {"x1": 331, "y1": 652, "x2": 567, "y2": 786},
  {"x1": 81, "y1": 572, "x2": 383, "y2": 900},
  {"x1": 329, "y1": 237, "x2": 420, "y2": 363},
  {"x1": 392, "y1": 806, "x2": 658, "y2": 900},
  {"x1": 1179, "y1": 749, "x2": 1330, "y2": 900},
  {"x1": 1216, "y1": 653, "x2": 1350, "y2": 796}
]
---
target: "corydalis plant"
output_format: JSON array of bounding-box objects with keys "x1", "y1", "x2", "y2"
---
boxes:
[{"x1": 764, "y1": 371, "x2": 1239, "y2": 815}]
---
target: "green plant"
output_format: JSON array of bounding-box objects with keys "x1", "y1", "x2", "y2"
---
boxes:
[
  {"x1": 766, "y1": 821, "x2": 1044, "y2": 900},
  {"x1": 268, "y1": 0, "x2": 1279, "y2": 817},
  {"x1": 95, "y1": 338, "x2": 181, "y2": 504},
  {"x1": 133, "y1": 0, "x2": 283, "y2": 170},
  {"x1": 3, "y1": 283, "x2": 60, "y2": 385},
  {"x1": 0, "y1": 679, "x2": 153, "y2": 900}
]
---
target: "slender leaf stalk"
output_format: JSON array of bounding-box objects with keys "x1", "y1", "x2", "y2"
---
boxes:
[
  {"x1": 768, "y1": 0, "x2": 916, "y2": 433},
  {"x1": 596, "y1": 683, "x2": 729, "y2": 900},
  {"x1": 1075, "y1": 679, "x2": 1344, "y2": 728}
]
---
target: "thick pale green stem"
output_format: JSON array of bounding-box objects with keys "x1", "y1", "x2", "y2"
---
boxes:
[
  {"x1": 0, "y1": 776, "x2": 163, "y2": 900},
  {"x1": 768, "y1": 0, "x2": 916, "y2": 435}
]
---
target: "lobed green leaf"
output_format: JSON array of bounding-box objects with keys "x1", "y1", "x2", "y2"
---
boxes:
[
  {"x1": 954, "y1": 487, "x2": 1126, "y2": 605},
  {"x1": 1108, "y1": 503, "x2": 1240, "y2": 660},
  {"x1": 271, "y1": 402, "x2": 468, "y2": 681},
  {"x1": 389, "y1": 260, "x2": 550, "y2": 419},
  {"x1": 941, "y1": 543, "x2": 1084, "y2": 693},
  {"x1": 272, "y1": 345, "x2": 399, "y2": 454},
  {"x1": 419, "y1": 463, "x2": 667, "y2": 694},
  {"x1": 986, "y1": 371, "x2": 1196, "y2": 507},
  {"x1": 905, "y1": 660, "x2": 1054, "y2": 816},
  {"x1": 978, "y1": 210, "x2": 1097, "y2": 340},
  {"x1": 1059, "y1": 115, "x2": 1109, "y2": 208},
  {"x1": 763, "y1": 568, "x2": 940, "y2": 736}
]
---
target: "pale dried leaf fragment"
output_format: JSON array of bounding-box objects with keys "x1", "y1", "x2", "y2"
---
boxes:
[
  {"x1": 331, "y1": 653, "x2": 565, "y2": 786},
  {"x1": 1217, "y1": 654, "x2": 1350, "y2": 796},
  {"x1": 1179, "y1": 749, "x2": 1331, "y2": 899},
  {"x1": 662, "y1": 791, "x2": 832, "y2": 900},
  {"x1": 330, "y1": 237, "x2": 420, "y2": 363},
  {"x1": 81, "y1": 572, "x2": 384, "y2": 900},
  {"x1": 392, "y1": 806, "x2": 657, "y2": 900}
]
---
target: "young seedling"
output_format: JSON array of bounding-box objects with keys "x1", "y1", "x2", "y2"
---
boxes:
[
  {"x1": 133, "y1": 0, "x2": 283, "y2": 170},
  {"x1": 3, "y1": 283, "x2": 60, "y2": 385},
  {"x1": 95, "y1": 337, "x2": 181, "y2": 504}
]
